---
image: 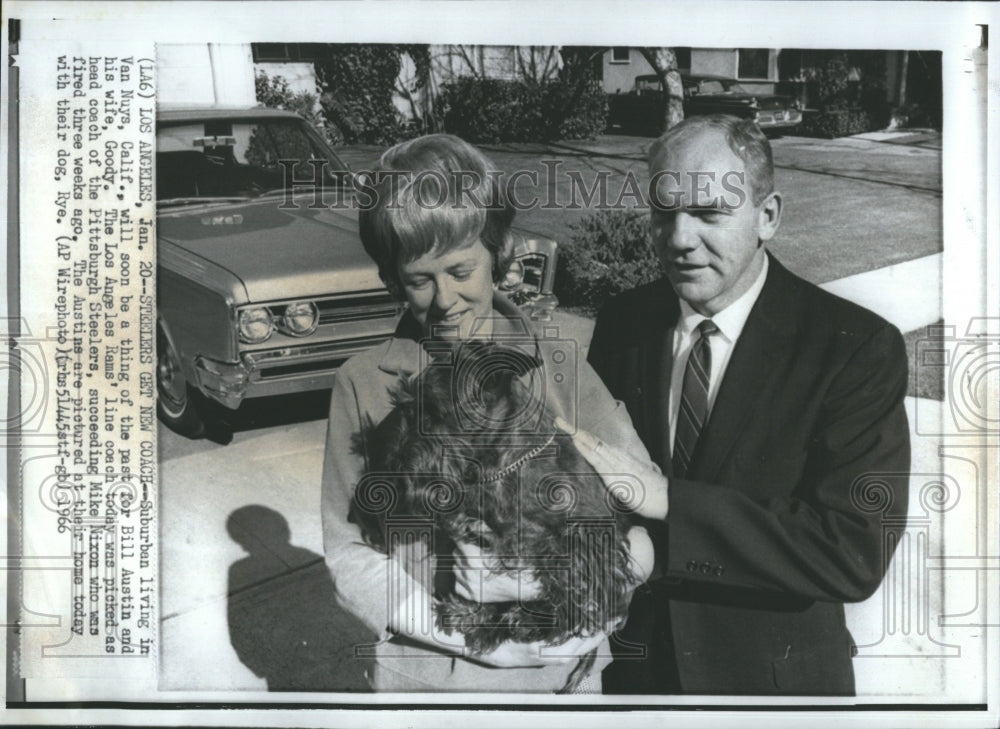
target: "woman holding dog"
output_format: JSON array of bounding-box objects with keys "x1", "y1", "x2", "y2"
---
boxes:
[{"x1": 321, "y1": 134, "x2": 656, "y2": 692}]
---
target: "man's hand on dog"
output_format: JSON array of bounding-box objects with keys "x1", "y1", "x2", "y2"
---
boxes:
[{"x1": 556, "y1": 416, "x2": 669, "y2": 520}]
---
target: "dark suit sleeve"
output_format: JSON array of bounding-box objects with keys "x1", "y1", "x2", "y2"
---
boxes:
[
  {"x1": 587, "y1": 298, "x2": 615, "y2": 384},
  {"x1": 666, "y1": 322, "x2": 910, "y2": 603}
]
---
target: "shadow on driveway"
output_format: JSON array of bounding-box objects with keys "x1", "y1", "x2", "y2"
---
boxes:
[{"x1": 226, "y1": 505, "x2": 376, "y2": 692}]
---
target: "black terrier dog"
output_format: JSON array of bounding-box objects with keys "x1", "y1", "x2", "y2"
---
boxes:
[{"x1": 351, "y1": 342, "x2": 636, "y2": 689}]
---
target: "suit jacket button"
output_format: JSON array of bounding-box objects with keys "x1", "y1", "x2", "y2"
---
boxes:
[
  {"x1": 700, "y1": 562, "x2": 712, "y2": 574},
  {"x1": 713, "y1": 566, "x2": 724, "y2": 577},
  {"x1": 686, "y1": 560, "x2": 697, "y2": 572}
]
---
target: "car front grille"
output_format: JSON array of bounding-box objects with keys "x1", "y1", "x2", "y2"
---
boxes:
[
  {"x1": 238, "y1": 289, "x2": 402, "y2": 356},
  {"x1": 315, "y1": 294, "x2": 402, "y2": 325}
]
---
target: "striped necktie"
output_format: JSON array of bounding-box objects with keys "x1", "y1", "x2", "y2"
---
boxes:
[{"x1": 672, "y1": 319, "x2": 717, "y2": 478}]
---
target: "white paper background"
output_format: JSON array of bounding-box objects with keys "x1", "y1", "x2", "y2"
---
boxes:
[{"x1": 2, "y1": 2, "x2": 997, "y2": 728}]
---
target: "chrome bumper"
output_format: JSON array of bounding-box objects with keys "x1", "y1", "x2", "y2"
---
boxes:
[
  {"x1": 756, "y1": 110, "x2": 803, "y2": 129},
  {"x1": 193, "y1": 334, "x2": 392, "y2": 409}
]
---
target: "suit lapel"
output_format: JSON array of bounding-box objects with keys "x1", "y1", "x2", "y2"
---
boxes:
[
  {"x1": 688, "y1": 256, "x2": 802, "y2": 482},
  {"x1": 632, "y1": 280, "x2": 678, "y2": 470},
  {"x1": 645, "y1": 324, "x2": 674, "y2": 470}
]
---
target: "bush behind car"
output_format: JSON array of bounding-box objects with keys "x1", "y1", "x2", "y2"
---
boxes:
[{"x1": 439, "y1": 77, "x2": 608, "y2": 143}]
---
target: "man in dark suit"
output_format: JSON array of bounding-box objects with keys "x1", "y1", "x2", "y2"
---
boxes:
[{"x1": 580, "y1": 114, "x2": 911, "y2": 695}]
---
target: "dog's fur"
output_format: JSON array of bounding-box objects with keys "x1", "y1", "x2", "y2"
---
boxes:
[{"x1": 351, "y1": 343, "x2": 635, "y2": 673}]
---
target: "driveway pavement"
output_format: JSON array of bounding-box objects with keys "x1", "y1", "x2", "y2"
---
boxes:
[{"x1": 337, "y1": 131, "x2": 942, "y2": 285}]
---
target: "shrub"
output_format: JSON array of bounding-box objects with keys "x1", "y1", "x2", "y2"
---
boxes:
[
  {"x1": 256, "y1": 50, "x2": 410, "y2": 147},
  {"x1": 554, "y1": 209, "x2": 661, "y2": 315},
  {"x1": 439, "y1": 77, "x2": 608, "y2": 143},
  {"x1": 313, "y1": 45, "x2": 407, "y2": 145},
  {"x1": 254, "y1": 71, "x2": 326, "y2": 132},
  {"x1": 439, "y1": 78, "x2": 524, "y2": 144},
  {"x1": 543, "y1": 79, "x2": 608, "y2": 140},
  {"x1": 798, "y1": 108, "x2": 873, "y2": 138},
  {"x1": 811, "y1": 52, "x2": 852, "y2": 112}
]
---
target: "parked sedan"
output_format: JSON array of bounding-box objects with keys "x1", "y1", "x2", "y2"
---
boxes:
[
  {"x1": 608, "y1": 73, "x2": 803, "y2": 134},
  {"x1": 156, "y1": 107, "x2": 559, "y2": 439}
]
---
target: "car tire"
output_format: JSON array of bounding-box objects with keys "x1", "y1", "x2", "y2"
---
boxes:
[{"x1": 156, "y1": 327, "x2": 211, "y2": 439}]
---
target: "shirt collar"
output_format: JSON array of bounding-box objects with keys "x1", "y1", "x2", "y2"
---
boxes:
[
  {"x1": 676, "y1": 253, "x2": 769, "y2": 344},
  {"x1": 378, "y1": 292, "x2": 540, "y2": 376}
]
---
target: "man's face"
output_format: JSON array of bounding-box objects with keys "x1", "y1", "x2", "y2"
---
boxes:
[
  {"x1": 648, "y1": 129, "x2": 780, "y2": 316},
  {"x1": 398, "y1": 238, "x2": 496, "y2": 339}
]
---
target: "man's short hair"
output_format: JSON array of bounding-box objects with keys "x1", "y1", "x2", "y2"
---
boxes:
[
  {"x1": 357, "y1": 134, "x2": 515, "y2": 297},
  {"x1": 648, "y1": 114, "x2": 774, "y2": 206}
]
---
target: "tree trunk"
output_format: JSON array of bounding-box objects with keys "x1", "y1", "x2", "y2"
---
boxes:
[
  {"x1": 638, "y1": 47, "x2": 684, "y2": 131},
  {"x1": 897, "y1": 50, "x2": 909, "y2": 107}
]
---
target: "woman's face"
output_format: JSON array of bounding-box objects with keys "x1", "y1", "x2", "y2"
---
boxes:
[{"x1": 398, "y1": 238, "x2": 496, "y2": 339}]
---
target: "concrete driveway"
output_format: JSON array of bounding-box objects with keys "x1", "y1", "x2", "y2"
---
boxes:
[{"x1": 337, "y1": 131, "x2": 942, "y2": 285}]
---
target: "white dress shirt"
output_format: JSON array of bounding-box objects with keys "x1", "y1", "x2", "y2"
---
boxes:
[{"x1": 668, "y1": 255, "x2": 770, "y2": 455}]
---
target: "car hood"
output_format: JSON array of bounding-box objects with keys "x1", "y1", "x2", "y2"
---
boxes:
[{"x1": 157, "y1": 198, "x2": 384, "y2": 302}]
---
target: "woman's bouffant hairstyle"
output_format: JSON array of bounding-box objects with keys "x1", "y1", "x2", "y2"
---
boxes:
[
  {"x1": 357, "y1": 134, "x2": 516, "y2": 298},
  {"x1": 350, "y1": 343, "x2": 636, "y2": 691}
]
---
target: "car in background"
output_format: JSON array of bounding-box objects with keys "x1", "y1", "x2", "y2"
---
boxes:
[
  {"x1": 608, "y1": 73, "x2": 803, "y2": 134},
  {"x1": 156, "y1": 107, "x2": 559, "y2": 439}
]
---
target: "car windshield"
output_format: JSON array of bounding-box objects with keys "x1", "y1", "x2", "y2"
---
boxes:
[
  {"x1": 692, "y1": 79, "x2": 749, "y2": 95},
  {"x1": 156, "y1": 118, "x2": 350, "y2": 205}
]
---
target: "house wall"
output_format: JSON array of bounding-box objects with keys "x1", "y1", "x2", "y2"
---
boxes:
[
  {"x1": 431, "y1": 45, "x2": 521, "y2": 82},
  {"x1": 603, "y1": 47, "x2": 780, "y2": 95},
  {"x1": 691, "y1": 48, "x2": 778, "y2": 94},
  {"x1": 157, "y1": 44, "x2": 256, "y2": 106},
  {"x1": 692, "y1": 48, "x2": 737, "y2": 78},
  {"x1": 602, "y1": 48, "x2": 654, "y2": 94}
]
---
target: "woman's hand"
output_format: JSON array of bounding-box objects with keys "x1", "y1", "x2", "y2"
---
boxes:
[
  {"x1": 555, "y1": 416, "x2": 670, "y2": 520},
  {"x1": 452, "y1": 540, "x2": 543, "y2": 603}
]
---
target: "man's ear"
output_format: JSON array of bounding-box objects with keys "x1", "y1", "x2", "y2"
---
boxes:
[{"x1": 756, "y1": 191, "x2": 783, "y2": 243}]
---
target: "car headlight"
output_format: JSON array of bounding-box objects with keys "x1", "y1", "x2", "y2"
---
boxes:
[
  {"x1": 499, "y1": 260, "x2": 525, "y2": 292},
  {"x1": 238, "y1": 307, "x2": 274, "y2": 344},
  {"x1": 280, "y1": 300, "x2": 319, "y2": 336}
]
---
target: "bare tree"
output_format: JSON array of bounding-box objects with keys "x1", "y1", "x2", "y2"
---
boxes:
[
  {"x1": 637, "y1": 47, "x2": 684, "y2": 131},
  {"x1": 515, "y1": 46, "x2": 561, "y2": 86},
  {"x1": 394, "y1": 45, "x2": 437, "y2": 133},
  {"x1": 563, "y1": 46, "x2": 685, "y2": 133}
]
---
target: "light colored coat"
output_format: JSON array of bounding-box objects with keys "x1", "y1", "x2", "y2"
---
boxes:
[{"x1": 321, "y1": 294, "x2": 652, "y2": 692}]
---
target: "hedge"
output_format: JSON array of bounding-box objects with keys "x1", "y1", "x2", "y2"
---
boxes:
[
  {"x1": 314, "y1": 45, "x2": 407, "y2": 145},
  {"x1": 439, "y1": 77, "x2": 608, "y2": 143},
  {"x1": 554, "y1": 209, "x2": 661, "y2": 316},
  {"x1": 797, "y1": 109, "x2": 874, "y2": 139}
]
